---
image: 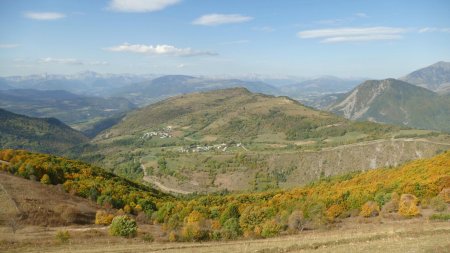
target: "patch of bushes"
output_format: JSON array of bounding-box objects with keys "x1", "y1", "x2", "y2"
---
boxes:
[
  {"x1": 360, "y1": 201, "x2": 380, "y2": 217},
  {"x1": 95, "y1": 210, "x2": 114, "y2": 225},
  {"x1": 142, "y1": 233, "x2": 154, "y2": 242},
  {"x1": 429, "y1": 213, "x2": 450, "y2": 221},
  {"x1": 287, "y1": 210, "x2": 305, "y2": 232},
  {"x1": 221, "y1": 217, "x2": 242, "y2": 239},
  {"x1": 261, "y1": 220, "x2": 282, "y2": 238},
  {"x1": 55, "y1": 230, "x2": 70, "y2": 243},
  {"x1": 430, "y1": 196, "x2": 448, "y2": 212},
  {"x1": 109, "y1": 215, "x2": 137, "y2": 238},
  {"x1": 398, "y1": 194, "x2": 420, "y2": 217}
]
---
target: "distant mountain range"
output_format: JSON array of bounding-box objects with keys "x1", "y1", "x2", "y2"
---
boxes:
[
  {"x1": 328, "y1": 78, "x2": 450, "y2": 132},
  {"x1": 279, "y1": 76, "x2": 364, "y2": 97},
  {"x1": 0, "y1": 89, "x2": 136, "y2": 134},
  {"x1": 2, "y1": 71, "x2": 156, "y2": 96},
  {"x1": 400, "y1": 61, "x2": 450, "y2": 94},
  {"x1": 112, "y1": 75, "x2": 281, "y2": 106},
  {"x1": 0, "y1": 108, "x2": 88, "y2": 154}
]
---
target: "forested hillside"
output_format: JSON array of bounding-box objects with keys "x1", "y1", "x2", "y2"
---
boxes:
[{"x1": 0, "y1": 109, "x2": 88, "y2": 154}]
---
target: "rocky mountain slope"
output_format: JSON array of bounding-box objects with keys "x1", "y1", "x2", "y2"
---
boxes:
[
  {"x1": 401, "y1": 61, "x2": 450, "y2": 93},
  {"x1": 328, "y1": 79, "x2": 450, "y2": 132}
]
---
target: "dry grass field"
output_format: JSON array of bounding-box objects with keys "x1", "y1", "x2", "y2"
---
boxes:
[{"x1": 1, "y1": 216, "x2": 449, "y2": 253}]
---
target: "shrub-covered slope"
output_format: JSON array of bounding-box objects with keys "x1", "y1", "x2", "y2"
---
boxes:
[{"x1": 0, "y1": 109, "x2": 88, "y2": 154}]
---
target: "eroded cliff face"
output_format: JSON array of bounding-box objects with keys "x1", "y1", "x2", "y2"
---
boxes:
[
  {"x1": 143, "y1": 138, "x2": 450, "y2": 193},
  {"x1": 280, "y1": 138, "x2": 448, "y2": 188}
]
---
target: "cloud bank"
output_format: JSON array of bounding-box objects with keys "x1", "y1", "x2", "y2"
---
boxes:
[
  {"x1": 105, "y1": 43, "x2": 217, "y2": 56},
  {"x1": 24, "y1": 12, "x2": 66, "y2": 20},
  {"x1": 298, "y1": 27, "x2": 406, "y2": 43},
  {"x1": 108, "y1": 0, "x2": 180, "y2": 12},
  {"x1": 193, "y1": 14, "x2": 253, "y2": 26}
]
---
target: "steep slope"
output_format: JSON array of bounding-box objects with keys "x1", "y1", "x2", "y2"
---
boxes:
[
  {"x1": 328, "y1": 79, "x2": 450, "y2": 132},
  {"x1": 0, "y1": 89, "x2": 136, "y2": 134},
  {"x1": 0, "y1": 171, "x2": 98, "y2": 226},
  {"x1": 0, "y1": 149, "x2": 171, "y2": 218},
  {"x1": 401, "y1": 61, "x2": 450, "y2": 93},
  {"x1": 0, "y1": 109, "x2": 88, "y2": 154},
  {"x1": 114, "y1": 75, "x2": 280, "y2": 105}
]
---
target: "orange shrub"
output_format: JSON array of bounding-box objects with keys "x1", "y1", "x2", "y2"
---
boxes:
[
  {"x1": 398, "y1": 194, "x2": 420, "y2": 217},
  {"x1": 326, "y1": 204, "x2": 345, "y2": 222},
  {"x1": 360, "y1": 201, "x2": 380, "y2": 217},
  {"x1": 95, "y1": 210, "x2": 114, "y2": 225},
  {"x1": 440, "y1": 188, "x2": 450, "y2": 203}
]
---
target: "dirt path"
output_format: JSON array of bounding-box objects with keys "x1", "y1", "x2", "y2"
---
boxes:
[
  {"x1": 0, "y1": 175, "x2": 20, "y2": 222},
  {"x1": 141, "y1": 163, "x2": 192, "y2": 195}
]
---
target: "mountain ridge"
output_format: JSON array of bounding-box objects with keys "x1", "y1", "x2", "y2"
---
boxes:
[
  {"x1": 0, "y1": 108, "x2": 88, "y2": 154},
  {"x1": 328, "y1": 78, "x2": 450, "y2": 132}
]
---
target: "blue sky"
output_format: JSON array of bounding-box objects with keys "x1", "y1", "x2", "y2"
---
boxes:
[{"x1": 0, "y1": 0, "x2": 449, "y2": 78}]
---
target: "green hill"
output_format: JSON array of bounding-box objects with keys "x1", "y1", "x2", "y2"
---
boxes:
[
  {"x1": 81, "y1": 88, "x2": 450, "y2": 193},
  {"x1": 98, "y1": 87, "x2": 398, "y2": 142},
  {"x1": 328, "y1": 79, "x2": 450, "y2": 132},
  {"x1": 0, "y1": 108, "x2": 88, "y2": 154}
]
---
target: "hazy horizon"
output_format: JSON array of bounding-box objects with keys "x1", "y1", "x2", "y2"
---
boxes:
[{"x1": 1, "y1": 0, "x2": 450, "y2": 78}]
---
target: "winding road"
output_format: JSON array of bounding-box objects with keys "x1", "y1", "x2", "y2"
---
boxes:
[{"x1": 141, "y1": 162, "x2": 193, "y2": 195}]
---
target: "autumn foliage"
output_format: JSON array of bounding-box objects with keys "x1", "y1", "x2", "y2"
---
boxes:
[{"x1": 1, "y1": 149, "x2": 449, "y2": 241}]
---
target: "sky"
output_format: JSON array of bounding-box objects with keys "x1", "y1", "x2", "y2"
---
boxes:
[{"x1": 0, "y1": 0, "x2": 449, "y2": 78}]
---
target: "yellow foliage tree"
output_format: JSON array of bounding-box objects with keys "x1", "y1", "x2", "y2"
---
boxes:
[
  {"x1": 326, "y1": 204, "x2": 345, "y2": 222},
  {"x1": 360, "y1": 201, "x2": 380, "y2": 217},
  {"x1": 40, "y1": 174, "x2": 51, "y2": 185},
  {"x1": 398, "y1": 194, "x2": 420, "y2": 217},
  {"x1": 95, "y1": 210, "x2": 114, "y2": 225}
]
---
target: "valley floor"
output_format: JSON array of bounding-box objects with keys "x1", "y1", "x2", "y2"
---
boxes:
[{"x1": 1, "y1": 217, "x2": 449, "y2": 253}]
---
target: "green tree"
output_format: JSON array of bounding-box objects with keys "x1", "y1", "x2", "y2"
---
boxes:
[
  {"x1": 109, "y1": 215, "x2": 138, "y2": 238},
  {"x1": 40, "y1": 174, "x2": 51, "y2": 184}
]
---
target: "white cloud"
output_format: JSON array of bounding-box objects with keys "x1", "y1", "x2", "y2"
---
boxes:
[
  {"x1": 0, "y1": 44, "x2": 19, "y2": 48},
  {"x1": 298, "y1": 27, "x2": 407, "y2": 43},
  {"x1": 108, "y1": 0, "x2": 180, "y2": 12},
  {"x1": 105, "y1": 43, "x2": 217, "y2": 56},
  {"x1": 192, "y1": 14, "x2": 253, "y2": 26},
  {"x1": 39, "y1": 57, "x2": 83, "y2": 65},
  {"x1": 419, "y1": 27, "x2": 450, "y2": 33},
  {"x1": 177, "y1": 63, "x2": 186, "y2": 68},
  {"x1": 355, "y1": 12, "x2": 369, "y2": 18},
  {"x1": 322, "y1": 34, "x2": 402, "y2": 43},
  {"x1": 24, "y1": 12, "x2": 66, "y2": 20}
]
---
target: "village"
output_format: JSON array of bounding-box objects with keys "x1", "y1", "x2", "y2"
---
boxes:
[
  {"x1": 140, "y1": 126, "x2": 173, "y2": 139},
  {"x1": 178, "y1": 142, "x2": 247, "y2": 153}
]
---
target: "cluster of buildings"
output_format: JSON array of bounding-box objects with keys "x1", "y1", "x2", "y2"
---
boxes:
[
  {"x1": 178, "y1": 143, "x2": 246, "y2": 153},
  {"x1": 141, "y1": 126, "x2": 173, "y2": 139}
]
